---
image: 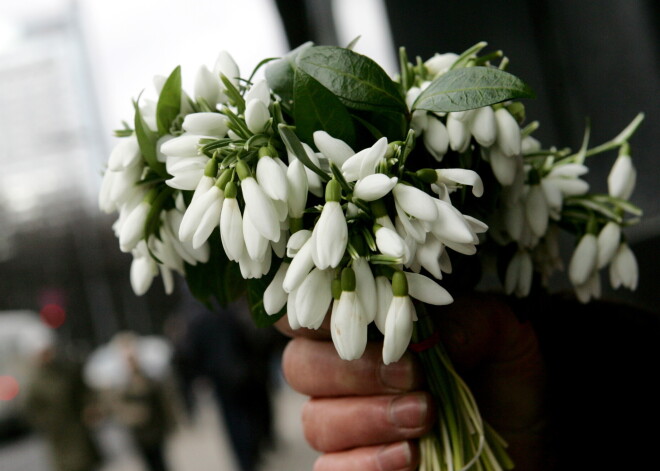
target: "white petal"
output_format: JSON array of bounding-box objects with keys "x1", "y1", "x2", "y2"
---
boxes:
[
  {"x1": 264, "y1": 262, "x2": 289, "y2": 315},
  {"x1": 331, "y1": 291, "x2": 367, "y2": 361},
  {"x1": 313, "y1": 202, "x2": 348, "y2": 269},
  {"x1": 161, "y1": 135, "x2": 202, "y2": 157},
  {"x1": 130, "y1": 255, "x2": 157, "y2": 296},
  {"x1": 353, "y1": 258, "x2": 377, "y2": 323},
  {"x1": 597, "y1": 222, "x2": 621, "y2": 269},
  {"x1": 487, "y1": 146, "x2": 517, "y2": 186},
  {"x1": 286, "y1": 229, "x2": 312, "y2": 258},
  {"x1": 525, "y1": 185, "x2": 549, "y2": 238},
  {"x1": 393, "y1": 184, "x2": 438, "y2": 222},
  {"x1": 245, "y1": 79, "x2": 271, "y2": 107},
  {"x1": 220, "y1": 198, "x2": 244, "y2": 261},
  {"x1": 192, "y1": 196, "x2": 222, "y2": 249},
  {"x1": 436, "y1": 168, "x2": 484, "y2": 197},
  {"x1": 353, "y1": 174, "x2": 398, "y2": 201},
  {"x1": 430, "y1": 199, "x2": 474, "y2": 244},
  {"x1": 404, "y1": 272, "x2": 453, "y2": 305},
  {"x1": 296, "y1": 268, "x2": 333, "y2": 329},
  {"x1": 108, "y1": 136, "x2": 141, "y2": 171},
  {"x1": 214, "y1": 51, "x2": 240, "y2": 88},
  {"x1": 119, "y1": 201, "x2": 150, "y2": 252},
  {"x1": 447, "y1": 113, "x2": 471, "y2": 153},
  {"x1": 182, "y1": 113, "x2": 229, "y2": 137},
  {"x1": 374, "y1": 276, "x2": 393, "y2": 334},
  {"x1": 494, "y1": 108, "x2": 521, "y2": 156},
  {"x1": 375, "y1": 226, "x2": 407, "y2": 259},
  {"x1": 382, "y1": 296, "x2": 415, "y2": 365},
  {"x1": 287, "y1": 159, "x2": 308, "y2": 218},
  {"x1": 257, "y1": 156, "x2": 288, "y2": 201},
  {"x1": 423, "y1": 117, "x2": 449, "y2": 160},
  {"x1": 469, "y1": 106, "x2": 497, "y2": 147},
  {"x1": 568, "y1": 234, "x2": 598, "y2": 286},
  {"x1": 194, "y1": 65, "x2": 221, "y2": 106},
  {"x1": 608, "y1": 154, "x2": 636, "y2": 199},
  {"x1": 245, "y1": 100, "x2": 270, "y2": 134},
  {"x1": 241, "y1": 178, "x2": 279, "y2": 241},
  {"x1": 242, "y1": 207, "x2": 270, "y2": 261},
  {"x1": 314, "y1": 131, "x2": 355, "y2": 167},
  {"x1": 282, "y1": 237, "x2": 315, "y2": 292}
]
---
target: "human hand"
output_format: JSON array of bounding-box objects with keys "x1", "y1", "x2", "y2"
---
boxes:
[{"x1": 278, "y1": 294, "x2": 547, "y2": 471}]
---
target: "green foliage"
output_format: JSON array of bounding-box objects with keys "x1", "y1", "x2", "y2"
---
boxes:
[
  {"x1": 133, "y1": 99, "x2": 167, "y2": 177},
  {"x1": 265, "y1": 42, "x2": 314, "y2": 109},
  {"x1": 156, "y1": 66, "x2": 182, "y2": 136},
  {"x1": 412, "y1": 67, "x2": 535, "y2": 113}
]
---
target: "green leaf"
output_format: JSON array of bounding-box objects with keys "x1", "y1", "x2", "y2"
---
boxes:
[
  {"x1": 293, "y1": 69, "x2": 356, "y2": 146},
  {"x1": 156, "y1": 66, "x2": 182, "y2": 136},
  {"x1": 412, "y1": 66, "x2": 535, "y2": 113},
  {"x1": 297, "y1": 46, "x2": 407, "y2": 113},
  {"x1": 265, "y1": 42, "x2": 314, "y2": 108},
  {"x1": 133, "y1": 98, "x2": 167, "y2": 177},
  {"x1": 278, "y1": 124, "x2": 329, "y2": 181}
]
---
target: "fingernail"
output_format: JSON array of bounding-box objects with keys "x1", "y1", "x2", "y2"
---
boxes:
[
  {"x1": 379, "y1": 359, "x2": 414, "y2": 391},
  {"x1": 388, "y1": 393, "x2": 427, "y2": 429},
  {"x1": 375, "y1": 441, "x2": 411, "y2": 471}
]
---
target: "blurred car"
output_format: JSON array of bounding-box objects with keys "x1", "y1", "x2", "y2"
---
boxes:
[{"x1": 0, "y1": 310, "x2": 53, "y2": 439}]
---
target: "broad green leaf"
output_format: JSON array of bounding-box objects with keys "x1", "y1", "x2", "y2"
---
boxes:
[
  {"x1": 133, "y1": 99, "x2": 167, "y2": 177},
  {"x1": 293, "y1": 69, "x2": 356, "y2": 146},
  {"x1": 412, "y1": 67, "x2": 535, "y2": 113},
  {"x1": 297, "y1": 46, "x2": 407, "y2": 113},
  {"x1": 278, "y1": 124, "x2": 329, "y2": 181},
  {"x1": 351, "y1": 108, "x2": 407, "y2": 143},
  {"x1": 156, "y1": 66, "x2": 182, "y2": 136},
  {"x1": 265, "y1": 42, "x2": 314, "y2": 108}
]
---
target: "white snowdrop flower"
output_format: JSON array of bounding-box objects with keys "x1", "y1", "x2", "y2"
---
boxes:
[
  {"x1": 404, "y1": 272, "x2": 453, "y2": 306},
  {"x1": 393, "y1": 184, "x2": 438, "y2": 222},
  {"x1": 286, "y1": 229, "x2": 311, "y2": 258},
  {"x1": 353, "y1": 257, "x2": 377, "y2": 323},
  {"x1": 494, "y1": 108, "x2": 521, "y2": 156},
  {"x1": 382, "y1": 272, "x2": 416, "y2": 365},
  {"x1": 375, "y1": 225, "x2": 407, "y2": 259},
  {"x1": 296, "y1": 268, "x2": 333, "y2": 329},
  {"x1": 486, "y1": 146, "x2": 518, "y2": 186},
  {"x1": 353, "y1": 174, "x2": 398, "y2": 201},
  {"x1": 540, "y1": 179, "x2": 563, "y2": 220},
  {"x1": 435, "y1": 168, "x2": 484, "y2": 197},
  {"x1": 525, "y1": 184, "x2": 549, "y2": 237},
  {"x1": 469, "y1": 106, "x2": 497, "y2": 147},
  {"x1": 575, "y1": 271, "x2": 601, "y2": 304},
  {"x1": 597, "y1": 222, "x2": 621, "y2": 269},
  {"x1": 161, "y1": 135, "x2": 203, "y2": 157},
  {"x1": 609, "y1": 242, "x2": 638, "y2": 290},
  {"x1": 191, "y1": 175, "x2": 215, "y2": 204},
  {"x1": 108, "y1": 136, "x2": 141, "y2": 171},
  {"x1": 256, "y1": 152, "x2": 288, "y2": 201},
  {"x1": 286, "y1": 159, "x2": 308, "y2": 219},
  {"x1": 242, "y1": 206, "x2": 270, "y2": 262},
  {"x1": 166, "y1": 156, "x2": 209, "y2": 190},
  {"x1": 245, "y1": 99, "x2": 270, "y2": 134},
  {"x1": 156, "y1": 135, "x2": 174, "y2": 163},
  {"x1": 446, "y1": 112, "x2": 471, "y2": 153},
  {"x1": 312, "y1": 180, "x2": 348, "y2": 269},
  {"x1": 464, "y1": 215, "x2": 488, "y2": 234},
  {"x1": 238, "y1": 247, "x2": 271, "y2": 279},
  {"x1": 394, "y1": 203, "x2": 426, "y2": 244},
  {"x1": 410, "y1": 110, "x2": 429, "y2": 136},
  {"x1": 162, "y1": 209, "x2": 209, "y2": 265},
  {"x1": 119, "y1": 201, "x2": 150, "y2": 252},
  {"x1": 287, "y1": 143, "x2": 323, "y2": 197},
  {"x1": 341, "y1": 137, "x2": 388, "y2": 182},
  {"x1": 244, "y1": 79, "x2": 271, "y2": 107},
  {"x1": 271, "y1": 230, "x2": 288, "y2": 258},
  {"x1": 568, "y1": 233, "x2": 598, "y2": 286},
  {"x1": 194, "y1": 65, "x2": 222, "y2": 107},
  {"x1": 608, "y1": 151, "x2": 636, "y2": 200},
  {"x1": 286, "y1": 287, "x2": 302, "y2": 330},
  {"x1": 313, "y1": 131, "x2": 355, "y2": 167},
  {"x1": 443, "y1": 239, "x2": 478, "y2": 256},
  {"x1": 179, "y1": 185, "x2": 223, "y2": 244},
  {"x1": 423, "y1": 117, "x2": 449, "y2": 161},
  {"x1": 238, "y1": 162, "x2": 280, "y2": 242},
  {"x1": 424, "y1": 52, "x2": 458, "y2": 76},
  {"x1": 547, "y1": 177, "x2": 589, "y2": 197},
  {"x1": 214, "y1": 50, "x2": 240, "y2": 88},
  {"x1": 264, "y1": 262, "x2": 289, "y2": 315},
  {"x1": 414, "y1": 234, "x2": 443, "y2": 279},
  {"x1": 375, "y1": 213, "x2": 397, "y2": 232},
  {"x1": 220, "y1": 184, "x2": 244, "y2": 262},
  {"x1": 159, "y1": 265, "x2": 176, "y2": 295},
  {"x1": 522, "y1": 135, "x2": 542, "y2": 154},
  {"x1": 430, "y1": 199, "x2": 474, "y2": 245},
  {"x1": 130, "y1": 250, "x2": 158, "y2": 296},
  {"x1": 548, "y1": 163, "x2": 589, "y2": 179},
  {"x1": 505, "y1": 250, "x2": 533, "y2": 298},
  {"x1": 331, "y1": 268, "x2": 368, "y2": 361},
  {"x1": 283, "y1": 236, "x2": 316, "y2": 293},
  {"x1": 182, "y1": 113, "x2": 229, "y2": 137},
  {"x1": 374, "y1": 276, "x2": 393, "y2": 334}
]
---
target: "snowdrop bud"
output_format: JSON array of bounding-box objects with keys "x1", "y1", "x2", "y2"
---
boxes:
[
  {"x1": 505, "y1": 250, "x2": 533, "y2": 298},
  {"x1": 525, "y1": 184, "x2": 549, "y2": 237},
  {"x1": 214, "y1": 51, "x2": 240, "y2": 87},
  {"x1": 374, "y1": 225, "x2": 407, "y2": 259},
  {"x1": 296, "y1": 268, "x2": 333, "y2": 329},
  {"x1": 313, "y1": 131, "x2": 355, "y2": 167},
  {"x1": 264, "y1": 262, "x2": 289, "y2": 315},
  {"x1": 569, "y1": 233, "x2": 598, "y2": 286},
  {"x1": 393, "y1": 184, "x2": 438, "y2": 221},
  {"x1": 283, "y1": 237, "x2": 315, "y2": 293},
  {"x1": 239, "y1": 171, "x2": 280, "y2": 242},
  {"x1": 287, "y1": 287, "x2": 302, "y2": 330},
  {"x1": 404, "y1": 272, "x2": 453, "y2": 305},
  {"x1": 194, "y1": 65, "x2": 222, "y2": 106},
  {"x1": 353, "y1": 257, "x2": 377, "y2": 323},
  {"x1": 244, "y1": 79, "x2": 271, "y2": 106},
  {"x1": 220, "y1": 187, "x2": 244, "y2": 261},
  {"x1": 286, "y1": 229, "x2": 311, "y2": 258},
  {"x1": 108, "y1": 136, "x2": 141, "y2": 171},
  {"x1": 435, "y1": 169, "x2": 484, "y2": 197},
  {"x1": 597, "y1": 222, "x2": 621, "y2": 269},
  {"x1": 245, "y1": 99, "x2": 270, "y2": 134},
  {"x1": 382, "y1": 271, "x2": 415, "y2": 365},
  {"x1": 424, "y1": 52, "x2": 458, "y2": 76},
  {"x1": 287, "y1": 159, "x2": 308, "y2": 218},
  {"x1": 446, "y1": 113, "x2": 471, "y2": 153},
  {"x1": 119, "y1": 201, "x2": 150, "y2": 252},
  {"x1": 353, "y1": 174, "x2": 398, "y2": 201},
  {"x1": 575, "y1": 271, "x2": 601, "y2": 304},
  {"x1": 182, "y1": 112, "x2": 229, "y2": 137},
  {"x1": 469, "y1": 106, "x2": 497, "y2": 147},
  {"x1": 410, "y1": 110, "x2": 429, "y2": 135},
  {"x1": 331, "y1": 268, "x2": 368, "y2": 361},
  {"x1": 374, "y1": 276, "x2": 393, "y2": 334},
  {"x1": 609, "y1": 242, "x2": 638, "y2": 290},
  {"x1": 487, "y1": 146, "x2": 518, "y2": 186},
  {"x1": 608, "y1": 150, "x2": 636, "y2": 200},
  {"x1": 257, "y1": 154, "x2": 288, "y2": 201},
  {"x1": 130, "y1": 254, "x2": 157, "y2": 296},
  {"x1": 242, "y1": 207, "x2": 270, "y2": 261},
  {"x1": 312, "y1": 182, "x2": 348, "y2": 269},
  {"x1": 161, "y1": 135, "x2": 203, "y2": 158},
  {"x1": 495, "y1": 108, "x2": 522, "y2": 156},
  {"x1": 431, "y1": 199, "x2": 475, "y2": 244},
  {"x1": 423, "y1": 117, "x2": 449, "y2": 160}
]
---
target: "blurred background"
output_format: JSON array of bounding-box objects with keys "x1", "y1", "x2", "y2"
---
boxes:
[{"x1": 0, "y1": 0, "x2": 658, "y2": 470}]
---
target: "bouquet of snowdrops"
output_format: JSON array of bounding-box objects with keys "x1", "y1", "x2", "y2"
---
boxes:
[{"x1": 100, "y1": 40, "x2": 643, "y2": 470}]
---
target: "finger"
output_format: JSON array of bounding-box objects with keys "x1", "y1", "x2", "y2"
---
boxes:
[
  {"x1": 313, "y1": 441, "x2": 419, "y2": 471},
  {"x1": 283, "y1": 337, "x2": 423, "y2": 397},
  {"x1": 302, "y1": 393, "x2": 434, "y2": 452}
]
